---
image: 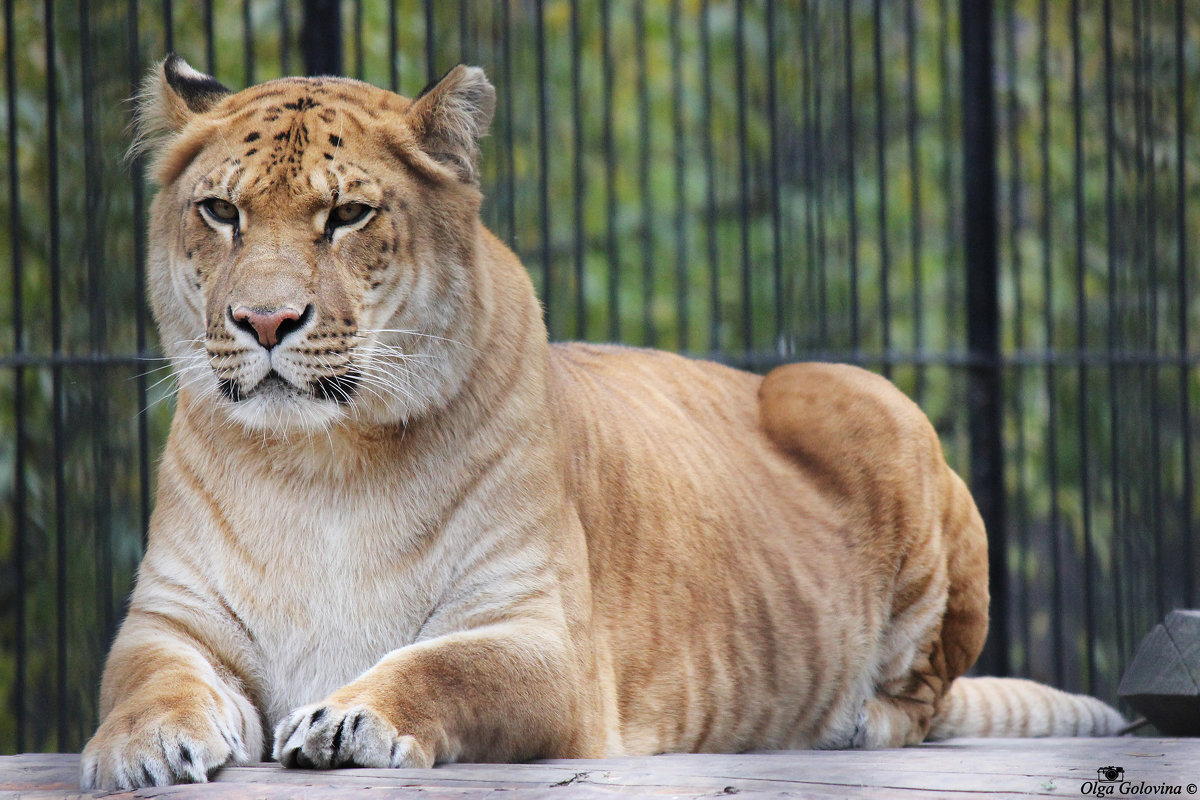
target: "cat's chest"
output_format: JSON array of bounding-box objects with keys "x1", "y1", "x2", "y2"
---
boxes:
[{"x1": 213, "y1": 480, "x2": 451, "y2": 726}]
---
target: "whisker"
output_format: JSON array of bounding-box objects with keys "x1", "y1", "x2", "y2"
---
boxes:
[
  {"x1": 355, "y1": 328, "x2": 478, "y2": 352},
  {"x1": 128, "y1": 362, "x2": 178, "y2": 382}
]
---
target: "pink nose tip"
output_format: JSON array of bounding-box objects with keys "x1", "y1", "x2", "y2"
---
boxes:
[{"x1": 231, "y1": 306, "x2": 304, "y2": 349}]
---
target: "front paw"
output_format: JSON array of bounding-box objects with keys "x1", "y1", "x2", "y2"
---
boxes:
[
  {"x1": 81, "y1": 700, "x2": 249, "y2": 790},
  {"x1": 274, "y1": 702, "x2": 433, "y2": 770}
]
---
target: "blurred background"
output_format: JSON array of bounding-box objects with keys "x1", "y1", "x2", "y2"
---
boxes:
[{"x1": 1, "y1": 0, "x2": 1198, "y2": 752}]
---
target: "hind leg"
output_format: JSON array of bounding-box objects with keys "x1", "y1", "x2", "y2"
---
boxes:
[
  {"x1": 852, "y1": 540, "x2": 955, "y2": 749},
  {"x1": 853, "y1": 639, "x2": 949, "y2": 747},
  {"x1": 852, "y1": 587, "x2": 953, "y2": 748},
  {"x1": 758, "y1": 363, "x2": 988, "y2": 748},
  {"x1": 855, "y1": 474, "x2": 989, "y2": 748}
]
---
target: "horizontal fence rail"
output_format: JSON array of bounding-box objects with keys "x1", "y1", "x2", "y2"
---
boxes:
[{"x1": 0, "y1": 0, "x2": 1198, "y2": 753}]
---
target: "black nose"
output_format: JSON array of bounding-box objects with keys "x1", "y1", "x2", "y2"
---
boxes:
[{"x1": 230, "y1": 304, "x2": 312, "y2": 349}]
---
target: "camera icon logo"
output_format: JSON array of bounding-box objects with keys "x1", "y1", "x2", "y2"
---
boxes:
[{"x1": 1097, "y1": 766, "x2": 1125, "y2": 783}]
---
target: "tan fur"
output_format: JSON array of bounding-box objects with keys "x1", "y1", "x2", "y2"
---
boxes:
[{"x1": 81, "y1": 59, "x2": 1122, "y2": 791}]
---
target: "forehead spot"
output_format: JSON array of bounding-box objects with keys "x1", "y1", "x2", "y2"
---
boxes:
[
  {"x1": 282, "y1": 96, "x2": 321, "y2": 112},
  {"x1": 244, "y1": 132, "x2": 260, "y2": 143}
]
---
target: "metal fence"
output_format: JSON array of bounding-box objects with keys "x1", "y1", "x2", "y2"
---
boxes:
[{"x1": 1, "y1": 0, "x2": 1198, "y2": 753}]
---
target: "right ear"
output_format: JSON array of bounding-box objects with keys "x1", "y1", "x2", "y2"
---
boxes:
[
  {"x1": 404, "y1": 65, "x2": 495, "y2": 184},
  {"x1": 130, "y1": 54, "x2": 230, "y2": 160}
]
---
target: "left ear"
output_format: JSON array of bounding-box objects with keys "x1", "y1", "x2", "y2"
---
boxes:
[
  {"x1": 405, "y1": 65, "x2": 495, "y2": 184},
  {"x1": 129, "y1": 54, "x2": 230, "y2": 163}
]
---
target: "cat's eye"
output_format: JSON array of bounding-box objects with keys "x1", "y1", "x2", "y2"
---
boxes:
[
  {"x1": 200, "y1": 198, "x2": 239, "y2": 226},
  {"x1": 327, "y1": 202, "x2": 373, "y2": 231}
]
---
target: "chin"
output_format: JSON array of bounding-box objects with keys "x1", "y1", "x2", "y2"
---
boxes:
[{"x1": 222, "y1": 379, "x2": 350, "y2": 435}]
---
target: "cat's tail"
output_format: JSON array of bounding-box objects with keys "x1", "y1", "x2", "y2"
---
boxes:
[{"x1": 927, "y1": 676, "x2": 1126, "y2": 739}]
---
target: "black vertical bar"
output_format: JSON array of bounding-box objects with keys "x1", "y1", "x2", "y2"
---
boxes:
[
  {"x1": 163, "y1": 0, "x2": 174, "y2": 53},
  {"x1": 1101, "y1": 0, "x2": 1126, "y2": 680},
  {"x1": 1038, "y1": 0, "x2": 1065, "y2": 689},
  {"x1": 204, "y1": 0, "x2": 215, "y2": 75},
  {"x1": 1002, "y1": 0, "x2": 1029, "y2": 676},
  {"x1": 873, "y1": 0, "x2": 891, "y2": 375},
  {"x1": 906, "y1": 0, "x2": 924, "y2": 399},
  {"x1": 602, "y1": 0, "x2": 619, "y2": 342},
  {"x1": 800, "y1": 0, "x2": 816, "y2": 352},
  {"x1": 1139, "y1": 0, "x2": 1164, "y2": 622},
  {"x1": 767, "y1": 0, "x2": 782, "y2": 355},
  {"x1": 129, "y1": 0, "x2": 150, "y2": 553},
  {"x1": 4, "y1": 0, "x2": 27, "y2": 753},
  {"x1": 302, "y1": 0, "x2": 343, "y2": 76},
  {"x1": 536, "y1": 0, "x2": 551, "y2": 333},
  {"x1": 425, "y1": 0, "x2": 435, "y2": 83},
  {"x1": 79, "y1": 0, "x2": 93, "y2": 747},
  {"x1": 636, "y1": 0, "x2": 655, "y2": 347},
  {"x1": 1177, "y1": 0, "x2": 1194, "y2": 608},
  {"x1": 844, "y1": 0, "x2": 860, "y2": 358},
  {"x1": 670, "y1": 0, "x2": 688, "y2": 350},
  {"x1": 1071, "y1": 0, "x2": 1096, "y2": 692},
  {"x1": 701, "y1": 0, "x2": 719, "y2": 353},
  {"x1": 353, "y1": 0, "x2": 363, "y2": 79},
  {"x1": 82, "y1": 0, "x2": 115, "y2": 738},
  {"x1": 45, "y1": 0, "x2": 67, "y2": 752},
  {"x1": 387, "y1": 0, "x2": 397, "y2": 91},
  {"x1": 460, "y1": 0, "x2": 468, "y2": 62},
  {"x1": 940, "y1": 0, "x2": 957, "y2": 353},
  {"x1": 243, "y1": 0, "x2": 254, "y2": 85},
  {"x1": 80, "y1": 0, "x2": 95, "y2": 746},
  {"x1": 735, "y1": 0, "x2": 751, "y2": 355},
  {"x1": 131, "y1": 6, "x2": 148, "y2": 649},
  {"x1": 961, "y1": 0, "x2": 1007, "y2": 677},
  {"x1": 484, "y1": 4, "x2": 495, "y2": 230},
  {"x1": 280, "y1": 0, "x2": 292, "y2": 75},
  {"x1": 501, "y1": 0, "x2": 514, "y2": 244},
  {"x1": 572, "y1": 0, "x2": 585, "y2": 340},
  {"x1": 1129, "y1": 0, "x2": 1147, "y2": 618},
  {"x1": 499, "y1": 0, "x2": 513, "y2": 241},
  {"x1": 812, "y1": 1, "x2": 828, "y2": 350}
]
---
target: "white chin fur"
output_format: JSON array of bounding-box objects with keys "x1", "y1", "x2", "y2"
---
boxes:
[{"x1": 225, "y1": 392, "x2": 348, "y2": 434}]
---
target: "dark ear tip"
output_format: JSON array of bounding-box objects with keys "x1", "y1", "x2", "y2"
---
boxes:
[
  {"x1": 162, "y1": 53, "x2": 193, "y2": 83},
  {"x1": 162, "y1": 53, "x2": 231, "y2": 114}
]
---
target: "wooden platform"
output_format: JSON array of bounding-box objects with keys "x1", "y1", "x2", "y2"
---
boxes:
[{"x1": 3, "y1": 739, "x2": 1198, "y2": 799}]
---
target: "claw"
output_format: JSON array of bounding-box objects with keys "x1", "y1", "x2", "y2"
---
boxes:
[
  {"x1": 331, "y1": 716, "x2": 348, "y2": 764},
  {"x1": 276, "y1": 702, "x2": 407, "y2": 771}
]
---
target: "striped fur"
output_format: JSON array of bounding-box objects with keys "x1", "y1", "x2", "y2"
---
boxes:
[
  {"x1": 929, "y1": 678, "x2": 1126, "y2": 739},
  {"x1": 82, "y1": 59, "x2": 1121, "y2": 792}
]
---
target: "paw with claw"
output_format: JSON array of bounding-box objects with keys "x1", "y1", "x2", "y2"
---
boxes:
[
  {"x1": 80, "y1": 695, "x2": 253, "y2": 790},
  {"x1": 274, "y1": 701, "x2": 434, "y2": 770}
]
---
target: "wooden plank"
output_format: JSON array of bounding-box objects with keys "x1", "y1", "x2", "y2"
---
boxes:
[{"x1": 3, "y1": 739, "x2": 1198, "y2": 799}]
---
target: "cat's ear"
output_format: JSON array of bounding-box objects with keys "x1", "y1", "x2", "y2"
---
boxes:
[
  {"x1": 405, "y1": 65, "x2": 495, "y2": 184},
  {"x1": 130, "y1": 54, "x2": 230, "y2": 160}
]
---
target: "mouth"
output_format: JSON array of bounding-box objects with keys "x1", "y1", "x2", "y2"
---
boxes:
[{"x1": 218, "y1": 370, "x2": 359, "y2": 405}]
